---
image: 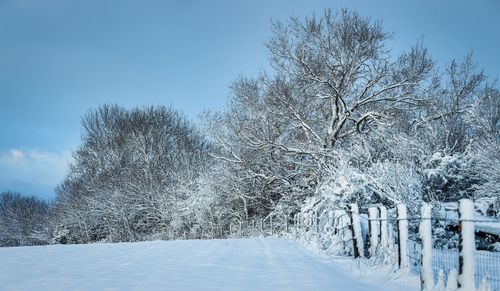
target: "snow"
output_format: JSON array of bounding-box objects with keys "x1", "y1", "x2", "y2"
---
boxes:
[
  {"x1": 0, "y1": 238, "x2": 419, "y2": 291},
  {"x1": 459, "y1": 198, "x2": 476, "y2": 290},
  {"x1": 475, "y1": 221, "x2": 500, "y2": 236},
  {"x1": 478, "y1": 276, "x2": 491, "y2": 291},
  {"x1": 446, "y1": 269, "x2": 459, "y2": 291},
  {"x1": 436, "y1": 269, "x2": 445, "y2": 290},
  {"x1": 419, "y1": 203, "x2": 434, "y2": 291}
]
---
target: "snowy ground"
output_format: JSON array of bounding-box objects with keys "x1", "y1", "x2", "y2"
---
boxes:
[{"x1": 0, "y1": 238, "x2": 419, "y2": 291}]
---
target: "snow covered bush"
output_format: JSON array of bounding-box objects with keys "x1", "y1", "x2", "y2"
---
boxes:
[
  {"x1": 475, "y1": 197, "x2": 499, "y2": 219},
  {"x1": 299, "y1": 197, "x2": 353, "y2": 256},
  {"x1": 422, "y1": 152, "x2": 480, "y2": 203},
  {"x1": 469, "y1": 139, "x2": 500, "y2": 217},
  {"x1": 313, "y1": 149, "x2": 423, "y2": 211},
  {"x1": 168, "y1": 163, "x2": 238, "y2": 238},
  {"x1": 421, "y1": 139, "x2": 499, "y2": 218}
]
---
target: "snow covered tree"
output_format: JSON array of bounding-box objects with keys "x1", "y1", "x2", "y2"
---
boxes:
[
  {"x1": 414, "y1": 53, "x2": 491, "y2": 153},
  {"x1": 53, "y1": 105, "x2": 211, "y2": 243},
  {"x1": 0, "y1": 192, "x2": 51, "y2": 246},
  {"x1": 207, "y1": 8, "x2": 434, "y2": 217}
]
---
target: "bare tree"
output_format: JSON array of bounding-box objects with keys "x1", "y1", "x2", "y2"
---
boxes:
[
  {"x1": 207, "y1": 9, "x2": 434, "y2": 217},
  {"x1": 53, "y1": 105, "x2": 210, "y2": 243},
  {"x1": 0, "y1": 192, "x2": 51, "y2": 247}
]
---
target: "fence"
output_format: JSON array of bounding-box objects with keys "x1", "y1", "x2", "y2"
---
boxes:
[
  {"x1": 402, "y1": 216, "x2": 500, "y2": 291},
  {"x1": 222, "y1": 199, "x2": 500, "y2": 291}
]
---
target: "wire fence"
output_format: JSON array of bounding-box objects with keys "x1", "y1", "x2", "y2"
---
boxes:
[
  {"x1": 220, "y1": 204, "x2": 500, "y2": 290},
  {"x1": 403, "y1": 238, "x2": 500, "y2": 290},
  {"x1": 354, "y1": 208, "x2": 500, "y2": 291},
  {"x1": 172, "y1": 201, "x2": 500, "y2": 290},
  {"x1": 477, "y1": 250, "x2": 500, "y2": 289}
]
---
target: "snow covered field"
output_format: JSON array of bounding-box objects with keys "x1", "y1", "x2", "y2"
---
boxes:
[{"x1": 0, "y1": 238, "x2": 418, "y2": 291}]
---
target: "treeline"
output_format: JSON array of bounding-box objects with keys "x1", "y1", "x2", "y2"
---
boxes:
[
  {"x1": 1, "y1": 9, "x2": 498, "y2": 246},
  {"x1": 0, "y1": 192, "x2": 50, "y2": 246}
]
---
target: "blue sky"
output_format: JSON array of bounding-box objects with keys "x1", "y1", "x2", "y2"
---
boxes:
[{"x1": 1, "y1": 0, "x2": 499, "y2": 200}]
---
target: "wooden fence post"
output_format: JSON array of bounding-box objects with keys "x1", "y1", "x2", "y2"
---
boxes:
[
  {"x1": 379, "y1": 205, "x2": 388, "y2": 248},
  {"x1": 458, "y1": 199, "x2": 475, "y2": 290},
  {"x1": 368, "y1": 207, "x2": 379, "y2": 258},
  {"x1": 419, "y1": 203, "x2": 433, "y2": 291},
  {"x1": 397, "y1": 204, "x2": 409, "y2": 269},
  {"x1": 348, "y1": 204, "x2": 363, "y2": 258}
]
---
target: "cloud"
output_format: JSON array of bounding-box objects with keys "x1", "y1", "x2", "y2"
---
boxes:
[
  {"x1": 0, "y1": 148, "x2": 72, "y2": 199},
  {"x1": 9, "y1": 149, "x2": 25, "y2": 160}
]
